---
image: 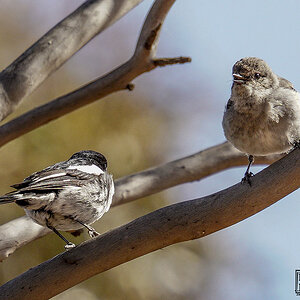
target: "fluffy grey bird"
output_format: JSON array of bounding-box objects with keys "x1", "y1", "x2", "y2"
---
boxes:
[
  {"x1": 0, "y1": 150, "x2": 114, "y2": 249},
  {"x1": 222, "y1": 57, "x2": 300, "y2": 183}
]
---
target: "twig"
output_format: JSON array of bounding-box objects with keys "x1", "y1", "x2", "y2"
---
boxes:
[
  {"x1": 0, "y1": 148, "x2": 298, "y2": 299},
  {"x1": 153, "y1": 56, "x2": 192, "y2": 66}
]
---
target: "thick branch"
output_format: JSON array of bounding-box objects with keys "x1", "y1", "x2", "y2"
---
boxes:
[
  {"x1": 0, "y1": 0, "x2": 144, "y2": 121},
  {"x1": 0, "y1": 0, "x2": 190, "y2": 148},
  {"x1": 0, "y1": 148, "x2": 299, "y2": 299},
  {"x1": 0, "y1": 141, "x2": 283, "y2": 261}
]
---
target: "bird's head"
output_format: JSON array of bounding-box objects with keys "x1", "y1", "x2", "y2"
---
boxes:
[
  {"x1": 231, "y1": 57, "x2": 279, "y2": 98},
  {"x1": 69, "y1": 150, "x2": 108, "y2": 171}
]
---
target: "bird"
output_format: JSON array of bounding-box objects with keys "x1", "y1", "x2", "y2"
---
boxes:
[
  {"x1": 222, "y1": 57, "x2": 300, "y2": 184},
  {"x1": 0, "y1": 150, "x2": 114, "y2": 249}
]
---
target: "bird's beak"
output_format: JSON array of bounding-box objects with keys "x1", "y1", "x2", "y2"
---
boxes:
[{"x1": 232, "y1": 73, "x2": 246, "y2": 84}]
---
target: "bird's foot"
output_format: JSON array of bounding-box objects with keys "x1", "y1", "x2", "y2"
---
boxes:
[
  {"x1": 88, "y1": 229, "x2": 100, "y2": 238},
  {"x1": 293, "y1": 140, "x2": 300, "y2": 149},
  {"x1": 64, "y1": 242, "x2": 76, "y2": 250},
  {"x1": 76, "y1": 220, "x2": 100, "y2": 238},
  {"x1": 241, "y1": 171, "x2": 254, "y2": 186}
]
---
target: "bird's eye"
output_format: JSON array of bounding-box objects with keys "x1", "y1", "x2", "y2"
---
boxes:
[{"x1": 254, "y1": 73, "x2": 261, "y2": 79}]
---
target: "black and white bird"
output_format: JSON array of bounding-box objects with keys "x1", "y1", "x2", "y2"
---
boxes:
[{"x1": 0, "y1": 150, "x2": 114, "y2": 249}]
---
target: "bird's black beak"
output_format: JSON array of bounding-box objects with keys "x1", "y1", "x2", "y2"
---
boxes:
[{"x1": 233, "y1": 73, "x2": 246, "y2": 84}]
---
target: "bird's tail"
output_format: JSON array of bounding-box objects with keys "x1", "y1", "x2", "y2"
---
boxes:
[{"x1": 0, "y1": 195, "x2": 15, "y2": 204}]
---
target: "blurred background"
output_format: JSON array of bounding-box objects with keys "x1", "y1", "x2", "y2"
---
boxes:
[{"x1": 0, "y1": 0, "x2": 299, "y2": 299}]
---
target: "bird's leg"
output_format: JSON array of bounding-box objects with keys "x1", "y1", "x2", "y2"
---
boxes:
[
  {"x1": 77, "y1": 220, "x2": 100, "y2": 238},
  {"x1": 293, "y1": 140, "x2": 300, "y2": 149},
  {"x1": 242, "y1": 155, "x2": 254, "y2": 186},
  {"x1": 47, "y1": 225, "x2": 75, "y2": 250}
]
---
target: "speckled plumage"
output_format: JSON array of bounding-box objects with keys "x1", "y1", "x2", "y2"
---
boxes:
[{"x1": 0, "y1": 150, "x2": 114, "y2": 249}]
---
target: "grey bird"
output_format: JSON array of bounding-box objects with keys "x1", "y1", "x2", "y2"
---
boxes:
[
  {"x1": 222, "y1": 57, "x2": 300, "y2": 183},
  {"x1": 0, "y1": 150, "x2": 114, "y2": 249}
]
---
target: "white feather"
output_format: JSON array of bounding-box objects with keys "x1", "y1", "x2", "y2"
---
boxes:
[
  {"x1": 34, "y1": 172, "x2": 66, "y2": 182},
  {"x1": 67, "y1": 164, "x2": 104, "y2": 175}
]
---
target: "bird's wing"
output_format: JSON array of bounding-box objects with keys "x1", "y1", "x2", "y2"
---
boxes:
[
  {"x1": 0, "y1": 168, "x2": 100, "y2": 209},
  {"x1": 10, "y1": 168, "x2": 96, "y2": 193},
  {"x1": 279, "y1": 77, "x2": 297, "y2": 91},
  {"x1": 11, "y1": 169, "x2": 66, "y2": 189},
  {"x1": 11, "y1": 160, "x2": 73, "y2": 189}
]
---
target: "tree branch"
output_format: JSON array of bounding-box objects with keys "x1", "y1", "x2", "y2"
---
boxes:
[
  {"x1": 153, "y1": 56, "x2": 192, "y2": 66},
  {"x1": 0, "y1": 148, "x2": 299, "y2": 299},
  {"x1": 113, "y1": 141, "x2": 282, "y2": 206},
  {"x1": 0, "y1": 141, "x2": 283, "y2": 261},
  {"x1": 0, "y1": 0, "x2": 190, "y2": 148},
  {"x1": 0, "y1": 0, "x2": 145, "y2": 121}
]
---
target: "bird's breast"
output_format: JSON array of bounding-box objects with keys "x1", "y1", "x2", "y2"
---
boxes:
[{"x1": 223, "y1": 108, "x2": 292, "y2": 155}]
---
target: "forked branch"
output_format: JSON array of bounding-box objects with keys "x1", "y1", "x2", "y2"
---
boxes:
[{"x1": 0, "y1": 0, "x2": 190, "y2": 148}]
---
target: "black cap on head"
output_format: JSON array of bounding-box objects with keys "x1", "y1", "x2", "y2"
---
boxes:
[{"x1": 70, "y1": 150, "x2": 108, "y2": 171}]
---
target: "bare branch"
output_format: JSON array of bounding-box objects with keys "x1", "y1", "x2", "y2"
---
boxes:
[
  {"x1": 0, "y1": 148, "x2": 299, "y2": 299},
  {"x1": 153, "y1": 56, "x2": 192, "y2": 66},
  {"x1": 0, "y1": 0, "x2": 145, "y2": 121},
  {"x1": 113, "y1": 141, "x2": 282, "y2": 205},
  {"x1": 0, "y1": 217, "x2": 50, "y2": 260},
  {"x1": 0, "y1": 141, "x2": 283, "y2": 261},
  {"x1": 0, "y1": 0, "x2": 190, "y2": 148}
]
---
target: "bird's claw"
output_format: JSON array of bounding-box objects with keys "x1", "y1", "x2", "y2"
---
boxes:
[
  {"x1": 293, "y1": 140, "x2": 300, "y2": 149},
  {"x1": 88, "y1": 229, "x2": 100, "y2": 238},
  {"x1": 241, "y1": 172, "x2": 254, "y2": 186}
]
